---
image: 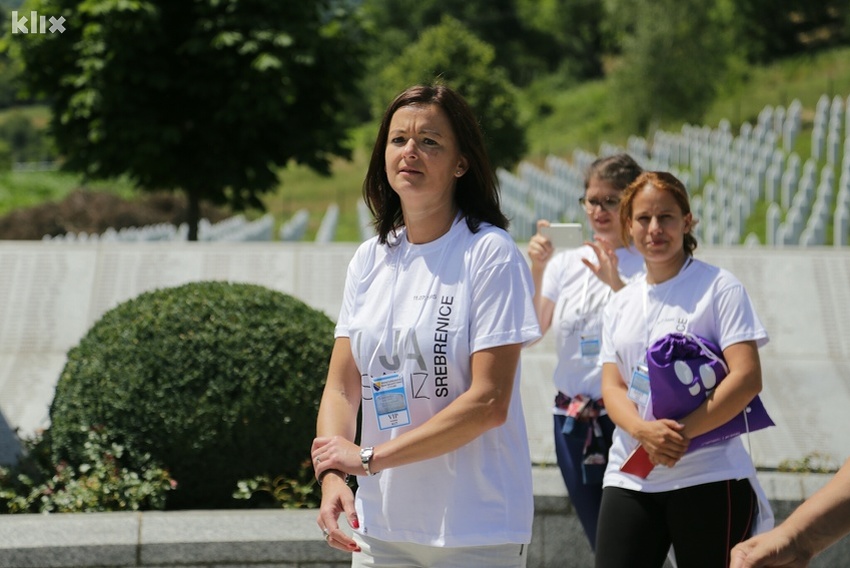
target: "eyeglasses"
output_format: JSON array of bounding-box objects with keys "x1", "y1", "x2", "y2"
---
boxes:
[{"x1": 579, "y1": 196, "x2": 620, "y2": 213}]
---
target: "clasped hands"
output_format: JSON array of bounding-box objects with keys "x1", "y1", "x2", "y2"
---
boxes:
[{"x1": 634, "y1": 419, "x2": 690, "y2": 467}]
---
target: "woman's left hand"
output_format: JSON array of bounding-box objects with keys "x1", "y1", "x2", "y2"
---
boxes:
[
  {"x1": 311, "y1": 436, "x2": 364, "y2": 480},
  {"x1": 635, "y1": 418, "x2": 689, "y2": 467},
  {"x1": 582, "y1": 237, "x2": 625, "y2": 291}
]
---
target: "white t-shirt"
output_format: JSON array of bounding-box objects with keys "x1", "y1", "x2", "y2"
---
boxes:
[
  {"x1": 600, "y1": 257, "x2": 769, "y2": 493},
  {"x1": 335, "y1": 216, "x2": 541, "y2": 547},
  {"x1": 541, "y1": 245, "x2": 644, "y2": 401}
]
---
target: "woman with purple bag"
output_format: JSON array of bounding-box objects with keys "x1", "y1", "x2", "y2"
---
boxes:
[{"x1": 595, "y1": 171, "x2": 774, "y2": 568}]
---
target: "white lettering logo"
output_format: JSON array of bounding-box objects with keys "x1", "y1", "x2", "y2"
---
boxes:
[{"x1": 11, "y1": 10, "x2": 66, "y2": 34}]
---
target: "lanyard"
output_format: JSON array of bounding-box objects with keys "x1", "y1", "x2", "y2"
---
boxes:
[
  {"x1": 580, "y1": 269, "x2": 610, "y2": 318},
  {"x1": 641, "y1": 257, "x2": 693, "y2": 354}
]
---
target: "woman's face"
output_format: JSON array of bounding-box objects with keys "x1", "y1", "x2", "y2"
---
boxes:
[
  {"x1": 583, "y1": 176, "x2": 623, "y2": 244},
  {"x1": 627, "y1": 183, "x2": 692, "y2": 264},
  {"x1": 384, "y1": 104, "x2": 467, "y2": 214}
]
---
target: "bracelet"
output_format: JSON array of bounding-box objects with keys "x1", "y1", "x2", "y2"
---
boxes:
[{"x1": 317, "y1": 469, "x2": 349, "y2": 486}]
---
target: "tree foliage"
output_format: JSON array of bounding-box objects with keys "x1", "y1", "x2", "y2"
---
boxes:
[
  {"x1": 514, "y1": 0, "x2": 606, "y2": 81},
  {"x1": 360, "y1": 0, "x2": 612, "y2": 88},
  {"x1": 11, "y1": 0, "x2": 367, "y2": 239},
  {"x1": 726, "y1": 0, "x2": 850, "y2": 63},
  {"x1": 362, "y1": 0, "x2": 551, "y2": 87},
  {"x1": 0, "y1": 111, "x2": 56, "y2": 163},
  {"x1": 606, "y1": 0, "x2": 736, "y2": 132},
  {"x1": 374, "y1": 16, "x2": 526, "y2": 170}
]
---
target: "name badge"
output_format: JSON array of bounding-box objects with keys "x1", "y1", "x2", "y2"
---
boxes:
[
  {"x1": 370, "y1": 373, "x2": 411, "y2": 430},
  {"x1": 627, "y1": 362, "x2": 651, "y2": 406},
  {"x1": 580, "y1": 334, "x2": 601, "y2": 366}
]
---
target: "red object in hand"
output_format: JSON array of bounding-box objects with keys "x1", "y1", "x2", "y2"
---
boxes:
[{"x1": 620, "y1": 445, "x2": 654, "y2": 478}]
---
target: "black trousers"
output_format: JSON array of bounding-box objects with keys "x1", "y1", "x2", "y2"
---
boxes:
[{"x1": 595, "y1": 479, "x2": 757, "y2": 568}]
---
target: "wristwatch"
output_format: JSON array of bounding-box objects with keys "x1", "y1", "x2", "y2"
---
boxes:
[{"x1": 360, "y1": 446, "x2": 375, "y2": 476}]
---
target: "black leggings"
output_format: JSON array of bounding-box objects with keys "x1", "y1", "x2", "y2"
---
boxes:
[{"x1": 595, "y1": 479, "x2": 757, "y2": 568}]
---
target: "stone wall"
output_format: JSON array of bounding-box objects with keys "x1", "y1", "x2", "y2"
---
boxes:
[{"x1": 1, "y1": 468, "x2": 848, "y2": 568}]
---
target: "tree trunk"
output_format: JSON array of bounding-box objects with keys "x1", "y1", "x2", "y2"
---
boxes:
[{"x1": 186, "y1": 190, "x2": 201, "y2": 241}]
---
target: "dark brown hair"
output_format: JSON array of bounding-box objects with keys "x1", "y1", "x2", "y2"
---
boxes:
[
  {"x1": 362, "y1": 84, "x2": 508, "y2": 244},
  {"x1": 584, "y1": 153, "x2": 644, "y2": 192},
  {"x1": 619, "y1": 171, "x2": 698, "y2": 255}
]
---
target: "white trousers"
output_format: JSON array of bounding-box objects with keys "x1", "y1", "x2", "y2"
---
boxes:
[{"x1": 350, "y1": 532, "x2": 528, "y2": 568}]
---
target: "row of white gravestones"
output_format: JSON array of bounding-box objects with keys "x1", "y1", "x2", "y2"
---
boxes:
[
  {"x1": 314, "y1": 203, "x2": 339, "y2": 244},
  {"x1": 280, "y1": 204, "x2": 342, "y2": 243},
  {"x1": 43, "y1": 205, "x2": 355, "y2": 244},
  {"x1": 835, "y1": 178, "x2": 850, "y2": 246},
  {"x1": 279, "y1": 209, "x2": 310, "y2": 242},
  {"x1": 200, "y1": 214, "x2": 274, "y2": 241},
  {"x1": 811, "y1": 94, "x2": 849, "y2": 166},
  {"x1": 647, "y1": 101, "x2": 799, "y2": 182},
  {"x1": 281, "y1": 200, "x2": 435, "y2": 244},
  {"x1": 502, "y1": 97, "x2": 780, "y2": 243},
  {"x1": 357, "y1": 200, "x2": 375, "y2": 242},
  {"x1": 44, "y1": 214, "x2": 275, "y2": 242},
  {"x1": 637, "y1": 95, "x2": 847, "y2": 246},
  {"x1": 43, "y1": 221, "x2": 187, "y2": 242},
  {"x1": 499, "y1": 93, "x2": 849, "y2": 247},
  {"x1": 498, "y1": 170, "x2": 533, "y2": 241},
  {"x1": 775, "y1": 148, "x2": 850, "y2": 246},
  {"x1": 517, "y1": 162, "x2": 578, "y2": 224},
  {"x1": 497, "y1": 169, "x2": 536, "y2": 241},
  {"x1": 506, "y1": 150, "x2": 836, "y2": 248}
]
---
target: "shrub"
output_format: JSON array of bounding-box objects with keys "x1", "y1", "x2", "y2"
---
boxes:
[
  {"x1": 233, "y1": 458, "x2": 324, "y2": 509},
  {"x1": 49, "y1": 281, "x2": 335, "y2": 509},
  {"x1": 0, "y1": 427, "x2": 175, "y2": 514}
]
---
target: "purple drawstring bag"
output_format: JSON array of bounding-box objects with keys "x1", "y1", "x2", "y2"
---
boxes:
[{"x1": 647, "y1": 332, "x2": 775, "y2": 451}]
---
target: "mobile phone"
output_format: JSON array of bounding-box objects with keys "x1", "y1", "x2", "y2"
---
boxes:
[{"x1": 539, "y1": 223, "x2": 584, "y2": 249}]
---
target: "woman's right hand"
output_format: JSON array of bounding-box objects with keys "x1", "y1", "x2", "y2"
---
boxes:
[
  {"x1": 634, "y1": 418, "x2": 690, "y2": 467},
  {"x1": 730, "y1": 529, "x2": 809, "y2": 568},
  {"x1": 316, "y1": 474, "x2": 361, "y2": 553},
  {"x1": 528, "y1": 219, "x2": 554, "y2": 265}
]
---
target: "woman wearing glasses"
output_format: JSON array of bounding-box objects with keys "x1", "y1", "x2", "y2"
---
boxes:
[{"x1": 527, "y1": 153, "x2": 644, "y2": 550}]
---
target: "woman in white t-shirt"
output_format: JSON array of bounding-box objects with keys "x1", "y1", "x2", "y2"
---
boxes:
[
  {"x1": 595, "y1": 171, "x2": 773, "y2": 567},
  {"x1": 526, "y1": 153, "x2": 644, "y2": 550},
  {"x1": 310, "y1": 84, "x2": 541, "y2": 568}
]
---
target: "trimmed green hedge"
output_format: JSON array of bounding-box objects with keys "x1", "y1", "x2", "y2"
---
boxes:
[{"x1": 49, "y1": 281, "x2": 334, "y2": 509}]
